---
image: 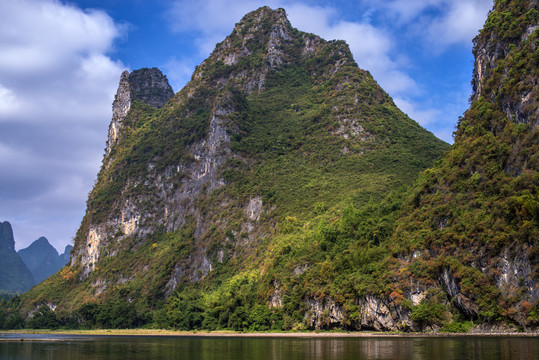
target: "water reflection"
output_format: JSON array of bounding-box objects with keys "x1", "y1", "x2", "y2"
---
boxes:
[{"x1": 0, "y1": 334, "x2": 537, "y2": 360}]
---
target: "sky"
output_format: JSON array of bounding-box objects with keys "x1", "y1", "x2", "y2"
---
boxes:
[{"x1": 0, "y1": 0, "x2": 493, "y2": 252}]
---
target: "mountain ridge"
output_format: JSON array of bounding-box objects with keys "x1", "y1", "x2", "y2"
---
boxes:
[{"x1": 18, "y1": 237, "x2": 72, "y2": 284}]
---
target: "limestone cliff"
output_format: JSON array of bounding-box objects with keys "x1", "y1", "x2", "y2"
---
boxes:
[
  {"x1": 22, "y1": 7, "x2": 451, "y2": 331},
  {"x1": 391, "y1": 0, "x2": 538, "y2": 331},
  {"x1": 105, "y1": 68, "x2": 174, "y2": 156},
  {"x1": 472, "y1": 0, "x2": 539, "y2": 126}
]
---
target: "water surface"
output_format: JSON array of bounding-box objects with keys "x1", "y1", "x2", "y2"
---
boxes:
[{"x1": 0, "y1": 333, "x2": 537, "y2": 360}]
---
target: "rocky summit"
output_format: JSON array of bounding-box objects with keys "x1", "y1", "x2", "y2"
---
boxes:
[{"x1": 14, "y1": 2, "x2": 538, "y2": 332}]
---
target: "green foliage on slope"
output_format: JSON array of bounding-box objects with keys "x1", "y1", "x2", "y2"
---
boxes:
[
  {"x1": 389, "y1": 0, "x2": 539, "y2": 329},
  {"x1": 15, "y1": 6, "x2": 454, "y2": 331},
  {"x1": 150, "y1": 190, "x2": 408, "y2": 331}
]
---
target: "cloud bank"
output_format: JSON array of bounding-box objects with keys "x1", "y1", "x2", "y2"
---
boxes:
[{"x1": 0, "y1": 0, "x2": 125, "y2": 250}]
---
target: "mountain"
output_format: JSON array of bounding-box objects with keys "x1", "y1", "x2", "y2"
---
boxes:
[
  {"x1": 19, "y1": 6, "x2": 452, "y2": 330},
  {"x1": 18, "y1": 237, "x2": 71, "y2": 284},
  {"x1": 60, "y1": 245, "x2": 73, "y2": 264},
  {"x1": 388, "y1": 0, "x2": 539, "y2": 331},
  {"x1": 0, "y1": 222, "x2": 34, "y2": 293}
]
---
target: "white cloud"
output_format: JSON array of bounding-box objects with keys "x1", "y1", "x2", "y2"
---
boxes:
[
  {"x1": 0, "y1": 0, "x2": 120, "y2": 76},
  {"x1": 0, "y1": 84, "x2": 22, "y2": 118},
  {"x1": 426, "y1": 0, "x2": 493, "y2": 48},
  {"x1": 362, "y1": 0, "x2": 492, "y2": 49},
  {"x1": 394, "y1": 97, "x2": 440, "y2": 128},
  {"x1": 0, "y1": 0, "x2": 125, "y2": 250},
  {"x1": 0, "y1": 0, "x2": 125, "y2": 125}
]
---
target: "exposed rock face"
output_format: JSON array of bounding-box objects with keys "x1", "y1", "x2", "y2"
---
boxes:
[
  {"x1": 305, "y1": 296, "x2": 417, "y2": 331},
  {"x1": 207, "y1": 7, "x2": 295, "y2": 94},
  {"x1": 74, "y1": 88, "x2": 237, "y2": 278},
  {"x1": 76, "y1": 68, "x2": 174, "y2": 276},
  {"x1": 128, "y1": 68, "x2": 174, "y2": 108},
  {"x1": 105, "y1": 68, "x2": 174, "y2": 156},
  {"x1": 494, "y1": 249, "x2": 538, "y2": 302},
  {"x1": 357, "y1": 296, "x2": 416, "y2": 331},
  {"x1": 305, "y1": 298, "x2": 345, "y2": 329},
  {"x1": 105, "y1": 71, "x2": 131, "y2": 156},
  {"x1": 439, "y1": 268, "x2": 479, "y2": 317},
  {"x1": 472, "y1": 0, "x2": 539, "y2": 125}
]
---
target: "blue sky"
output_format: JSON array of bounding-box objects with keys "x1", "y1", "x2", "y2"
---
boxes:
[{"x1": 0, "y1": 0, "x2": 492, "y2": 251}]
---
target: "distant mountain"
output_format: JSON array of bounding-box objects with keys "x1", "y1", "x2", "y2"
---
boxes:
[
  {"x1": 18, "y1": 237, "x2": 71, "y2": 284},
  {"x1": 60, "y1": 245, "x2": 73, "y2": 264},
  {"x1": 0, "y1": 222, "x2": 34, "y2": 293}
]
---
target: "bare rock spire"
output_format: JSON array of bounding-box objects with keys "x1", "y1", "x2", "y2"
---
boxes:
[{"x1": 105, "y1": 68, "x2": 174, "y2": 156}]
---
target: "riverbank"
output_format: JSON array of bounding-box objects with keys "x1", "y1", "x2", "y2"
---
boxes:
[{"x1": 1, "y1": 329, "x2": 537, "y2": 338}]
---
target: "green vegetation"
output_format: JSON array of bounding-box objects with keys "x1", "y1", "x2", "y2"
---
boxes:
[
  {"x1": 0, "y1": 296, "x2": 25, "y2": 330},
  {"x1": 389, "y1": 0, "x2": 539, "y2": 329},
  {"x1": 440, "y1": 318, "x2": 475, "y2": 333}
]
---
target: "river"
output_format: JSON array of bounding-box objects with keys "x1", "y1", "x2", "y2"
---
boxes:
[{"x1": 0, "y1": 333, "x2": 537, "y2": 359}]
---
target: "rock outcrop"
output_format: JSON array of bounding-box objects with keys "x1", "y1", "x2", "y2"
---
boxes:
[
  {"x1": 70, "y1": 7, "x2": 446, "y2": 282},
  {"x1": 472, "y1": 0, "x2": 539, "y2": 126},
  {"x1": 105, "y1": 68, "x2": 174, "y2": 156}
]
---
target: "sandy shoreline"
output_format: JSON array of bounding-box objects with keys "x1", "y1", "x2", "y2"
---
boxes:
[{"x1": 1, "y1": 329, "x2": 538, "y2": 338}]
